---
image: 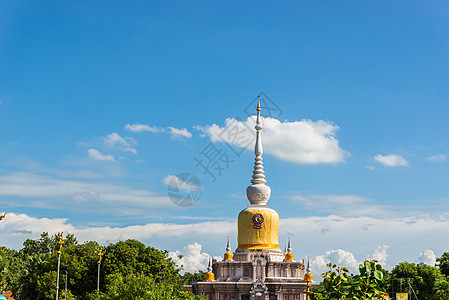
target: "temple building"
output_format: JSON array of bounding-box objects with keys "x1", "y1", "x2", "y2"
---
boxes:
[{"x1": 192, "y1": 101, "x2": 316, "y2": 300}]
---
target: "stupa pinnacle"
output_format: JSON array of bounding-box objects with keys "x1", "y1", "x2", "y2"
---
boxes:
[{"x1": 246, "y1": 98, "x2": 271, "y2": 205}]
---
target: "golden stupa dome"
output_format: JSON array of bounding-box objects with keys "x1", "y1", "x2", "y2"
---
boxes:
[{"x1": 237, "y1": 207, "x2": 279, "y2": 250}]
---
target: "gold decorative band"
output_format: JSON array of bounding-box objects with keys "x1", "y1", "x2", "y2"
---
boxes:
[{"x1": 238, "y1": 243, "x2": 279, "y2": 250}]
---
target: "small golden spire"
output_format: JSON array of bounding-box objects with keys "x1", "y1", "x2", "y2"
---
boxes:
[
  {"x1": 257, "y1": 95, "x2": 261, "y2": 112},
  {"x1": 224, "y1": 236, "x2": 233, "y2": 260},
  {"x1": 205, "y1": 256, "x2": 215, "y2": 281},
  {"x1": 284, "y1": 237, "x2": 294, "y2": 261}
]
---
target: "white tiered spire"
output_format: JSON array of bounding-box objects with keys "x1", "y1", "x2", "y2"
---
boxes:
[
  {"x1": 226, "y1": 236, "x2": 231, "y2": 253},
  {"x1": 246, "y1": 97, "x2": 272, "y2": 205}
]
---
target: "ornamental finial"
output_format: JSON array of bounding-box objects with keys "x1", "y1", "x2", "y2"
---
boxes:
[{"x1": 246, "y1": 97, "x2": 271, "y2": 205}]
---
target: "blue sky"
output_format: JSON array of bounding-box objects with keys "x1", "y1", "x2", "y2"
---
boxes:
[{"x1": 0, "y1": 0, "x2": 448, "y2": 275}]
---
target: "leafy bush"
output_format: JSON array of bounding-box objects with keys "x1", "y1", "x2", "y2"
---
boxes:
[{"x1": 312, "y1": 260, "x2": 389, "y2": 300}]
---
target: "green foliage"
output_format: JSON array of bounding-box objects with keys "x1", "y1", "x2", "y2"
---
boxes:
[
  {"x1": 181, "y1": 270, "x2": 207, "y2": 285},
  {"x1": 437, "y1": 252, "x2": 449, "y2": 276},
  {"x1": 103, "y1": 239, "x2": 181, "y2": 284},
  {"x1": 312, "y1": 260, "x2": 388, "y2": 300},
  {"x1": 5, "y1": 233, "x2": 188, "y2": 299},
  {"x1": 89, "y1": 272, "x2": 205, "y2": 300},
  {"x1": 389, "y1": 261, "x2": 446, "y2": 300},
  {"x1": 0, "y1": 247, "x2": 17, "y2": 292},
  {"x1": 435, "y1": 276, "x2": 449, "y2": 299}
]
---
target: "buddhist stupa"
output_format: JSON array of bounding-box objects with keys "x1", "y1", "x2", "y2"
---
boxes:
[{"x1": 193, "y1": 99, "x2": 316, "y2": 300}]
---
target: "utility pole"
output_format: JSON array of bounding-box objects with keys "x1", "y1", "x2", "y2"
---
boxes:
[
  {"x1": 55, "y1": 233, "x2": 68, "y2": 300},
  {"x1": 97, "y1": 247, "x2": 106, "y2": 291}
]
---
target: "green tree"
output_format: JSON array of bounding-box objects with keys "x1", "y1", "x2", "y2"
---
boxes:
[
  {"x1": 58, "y1": 240, "x2": 100, "y2": 298},
  {"x1": 437, "y1": 252, "x2": 449, "y2": 276},
  {"x1": 436, "y1": 276, "x2": 449, "y2": 299},
  {"x1": 103, "y1": 239, "x2": 181, "y2": 284},
  {"x1": 5, "y1": 233, "x2": 201, "y2": 299},
  {"x1": 0, "y1": 247, "x2": 20, "y2": 292},
  {"x1": 181, "y1": 270, "x2": 207, "y2": 285},
  {"x1": 11, "y1": 232, "x2": 87, "y2": 299},
  {"x1": 388, "y1": 262, "x2": 445, "y2": 300}
]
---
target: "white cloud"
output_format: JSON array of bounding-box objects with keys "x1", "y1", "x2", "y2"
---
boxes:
[
  {"x1": 426, "y1": 154, "x2": 447, "y2": 163},
  {"x1": 104, "y1": 132, "x2": 137, "y2": 154},
  {"x1": 125, "y1": 124, "x2": 164, "y2": 133},
  {"x1": 373, "y1": 154, "x2": 408, "y2": 167},
  {"x1": 167, "y1": 127, "x2": 192, "y2": 138},
  {"x1": 312, "y1": 249, "x2": 360, "y2": 276},
  {"x1": 0, "y1": 172, "x2": 172, "y2": 215},
  {"x1": 290, "y1": 194, "x2": 389, "y2": 217},
  {"x1": 125, "y1": 123, "x2": 192, "y2": 139},
  {"x1": 418, "y1": 249, "x2": 436, "y2": 266},
  {"x1": 369, "y1": 245, "x2": 389, "y2": 267},
  {"x1": 163, "y1": 175, "x2": 202, "y2": 193},
  {"x1": 196, "y1": 116, "x2": 347, "y2": 164},
  {"x1": 280, "y1": 214, "x2": 449, "y2": 274},
  {"x1": 2, "y1": 211, "x2": 449, "y2": 277},
  {"x1": 0, "y1": 212, "x2": 234, "y2": 252},
  {"x1": 88, "y1": 148, "x2": 115, "y2": 162},
  {"x1": 169, "y1": 243, "x2": 210, "y2": 274}
]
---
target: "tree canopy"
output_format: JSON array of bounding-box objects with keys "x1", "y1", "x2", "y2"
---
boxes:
[{"x1": 0, "y1": 232, "x2": 201, "y2": 299}]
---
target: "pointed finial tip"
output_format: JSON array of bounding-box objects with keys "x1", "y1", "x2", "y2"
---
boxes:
[{"x1": 257, "y1": 100, "x2": 261, "y2": 112}]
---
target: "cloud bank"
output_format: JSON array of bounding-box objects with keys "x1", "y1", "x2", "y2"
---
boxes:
[{"x1": 1, "y1": 211, "x2": 448, "y2": 276}]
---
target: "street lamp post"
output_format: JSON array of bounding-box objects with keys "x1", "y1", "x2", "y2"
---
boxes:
[
  {"x1": 64, "y1": 270, "x2": 68, "y2": 300},
  {"x1": 55, "y1": 233, "x2": 68, "y2": 300},
  {"x1": 97, "y1": 247, "x2": 106, "y2": 291}
]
